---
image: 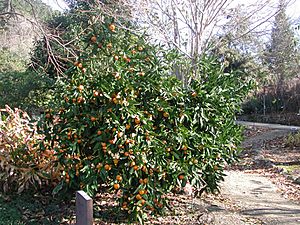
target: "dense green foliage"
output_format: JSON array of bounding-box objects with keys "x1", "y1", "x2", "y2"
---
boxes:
[
  {"x1": 39, "y1": 4, "x2": 251, "y2": 221},
  {"x1": 0, "y1": 0, "x2": 253, "y2": 224},
  {"x1": 0, "y1": 69, "x2": 54, "y2": 110}
]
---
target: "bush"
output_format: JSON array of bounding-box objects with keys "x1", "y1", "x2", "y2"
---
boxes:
[
  {"x1": 0, "y1": 49, "x2": 27, "y2": 73},
  {"x1": 0, "y1": 105, "x2": 60, "y2": 193},
  {"x1": 40, "y1": 11, "x2": 251, "y2": 223},
  {"x1": 284, "y1": 131, "x2": 300, "y2": 147},
  {"x1": 0, "y1": 70, "x2": 55, "y2": 112}
]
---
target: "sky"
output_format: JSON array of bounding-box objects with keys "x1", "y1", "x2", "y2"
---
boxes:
[
  {"x1": 42, "y1": 0, "x2": 68, "y2": 11},
  {"x1": 42, "y1": 0, "x2": 300, "y2": 19},
  {"x1": 287, "y1": 0, "x2": 300, "y2": 20}
]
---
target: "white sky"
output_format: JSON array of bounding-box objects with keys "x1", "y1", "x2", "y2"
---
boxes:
[
  {"x1": 42, "y1": 0, "x2": 68, "y2": 11},
  {"x1": 287, "y1": 0, "x2": 300, "y2": 19},
  {"x1": 42, "y1": 0, "x2": 300, "y2": 20}
]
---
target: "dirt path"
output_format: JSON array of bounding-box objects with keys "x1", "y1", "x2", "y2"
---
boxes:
[
  {"x1": 221, "y1": 171, "x2": 300, "y2": 224},
  {"x1": 213, "y1": 125, "x2": 300, "y2": 225}
]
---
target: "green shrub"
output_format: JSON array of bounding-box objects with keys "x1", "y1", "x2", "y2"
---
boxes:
[
  {"x1": 0, "y1": 70, "x2": 54, "y2": 111},
  {"x1": 284, "y1": 131, "x2": 300, "y2": 147},
  {"x1": 40, "y1": 11, "x2": 251, "y2": 223},
  {"x1": 0, "y1": 49, "x2": 27, "y2": 73}
]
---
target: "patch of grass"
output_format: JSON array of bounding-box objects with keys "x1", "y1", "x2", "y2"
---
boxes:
[
  {"x1": 0, "y1": 190, "x2": 75, "y2": 225},
  {"x1": 284, "y1": 132, "x2": 300, "y2": 147},
  {"x1": 278, "y1": 165, "x2": 300, "y2": 174},
  {"x1": 0, "y1": 195, "x2": 24, "y2": 225}
]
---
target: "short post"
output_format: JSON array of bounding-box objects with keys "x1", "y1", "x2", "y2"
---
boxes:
[{"x1": 76, "y1": 190, "x2": 93, "y2": 225}]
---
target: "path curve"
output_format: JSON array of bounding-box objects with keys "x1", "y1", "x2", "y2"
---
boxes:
[
  {"x1": 221, "y1": 171, "x2": 300, "y2": 225},
  {"x1": 219, "y1": 123, "x2": 300, "y2": 225}
]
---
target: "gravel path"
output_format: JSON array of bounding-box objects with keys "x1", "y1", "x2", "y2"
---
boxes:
[
  {"x1": 221, "y1": 171, "x2": 300, "y2": 225},
  {"x1": 216, "y1": 124, "x2": 300, "y2": 225}
]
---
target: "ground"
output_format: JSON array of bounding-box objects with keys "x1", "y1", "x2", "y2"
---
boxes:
[{"x1": 0, "y1": 124, "x2": 300, "y2": 224}]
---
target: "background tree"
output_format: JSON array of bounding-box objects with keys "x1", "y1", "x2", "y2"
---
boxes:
[
  {"x1": 0, "y1": 0, "x2": 56, "y2": 111},
  {"x1": 124, "y1": 0, "x2": 281, "y2": 81},
  {"x1": 263, "y1": 0, "x2": 299, "y2": 111}
]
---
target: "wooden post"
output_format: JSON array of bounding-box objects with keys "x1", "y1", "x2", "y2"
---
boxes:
[{"x1": 76, "y1": 190, "x2": 93, "y2": 225}]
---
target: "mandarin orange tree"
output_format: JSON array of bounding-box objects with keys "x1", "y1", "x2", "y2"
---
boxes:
[{"x1": 39, "y1": 5, "x2": 252, "y2": 223}]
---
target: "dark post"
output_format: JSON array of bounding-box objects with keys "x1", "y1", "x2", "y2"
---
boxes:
[{"x1": 76, "y1": 190, "x2": 93, "y2": 225}]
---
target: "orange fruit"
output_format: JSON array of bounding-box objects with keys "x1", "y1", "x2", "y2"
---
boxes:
[
  {"x1": 104, "y1": 164, "x2": 111, "y2": 171},
  {"x1": 163, "y1": 112, "x2": 169, "y2": 118},
  {"x1": 181, "y1": 145, "x2": 188, "y2": 151},
  {"x1": 77, "y1": 139, "x2": 82, "y2": 144},
  {"x1": 142, "y1": 166, "x2": 147, "y2": 172},
  {"x1": 178, "y1": 174, "x2": 184, "y2": 180},
  {"x1": 77, "y1": 63, "x2": 83, "y2": 69},
  {"x1": 90, "y1": 36, "x2": 97, "y2": 43},
  {"x1": 107, "y1": 43, "x2": 112, "y2": 48},
  {"x1": 97, "y1": 130, "x2": 102, "y2": 135},
  {"x1": 116, "y1": 175, "x2": 122, "y2": 181},
  {"x1": 96, "y1": 163, "x2": 102, "y2": 169},
  {"x1": 140, "y1": 199, "x2": 145, "y2": 205},
  {"x1": 117, "y1": 131, "x2": 124, "y2": 138},
  {"x1": 124, "y1": 152, "x2": 130, "y2": 157},
  {"x1": 134, "y1": 117, "x2": 140, "y2": 124},
  {"x1": 125, "y1": 124, "x2": 131, "y2": 130},
  {"x1": 109, "y1": 24, "x2": 116, "y2": 32},
  {"x1": 136, "y1": 194, "x2": 142, "y2": 200},
  {"x1": 143, "y1": 178, "x2": 148, "y2": 184},
  {"x1": 101, "y1": 142, "x2": 107, "y2": 147},
  {"x1": 191, "y1": 91, "x2": 197, "y2": 97},
  {"x1": 113, "y1": 183, "x2": 120, "y2": 190},
  {"x1": 133, "y1": 165, "x2": 139, "y2": 171},
  {"x1": 130, "y1": 161, "x2": 136, "y2": 167},
  {"x1": 90, "y1": 116, "x2": 97, "y2": 122},
  {"x1": 78, "y1": 85, "x2": 84, "y2": 91},
  {"x1": 138, "y1": 189, "x2": 145, "y2": 195},
  {"x1": 93, "y1": 90, "x2": 99, "y2": 97}
]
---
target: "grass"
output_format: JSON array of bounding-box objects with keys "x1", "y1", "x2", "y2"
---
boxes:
[
  {"x1": 277, "y1": 165, "x2": 300, "y2": 174},
  {"x1": 0, "y1": 190, "x2": 75, "y2": 225}
]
